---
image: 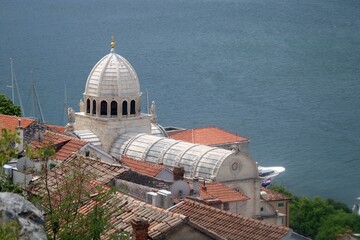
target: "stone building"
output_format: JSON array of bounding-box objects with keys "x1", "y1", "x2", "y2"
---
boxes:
[{"x1": 72, "y1": 38, "x2": 280, "y2": 221}]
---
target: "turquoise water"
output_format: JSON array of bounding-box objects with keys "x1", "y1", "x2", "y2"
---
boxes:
[{"x1": 1, "y1": 0, "x2": 360, "y2": 206}]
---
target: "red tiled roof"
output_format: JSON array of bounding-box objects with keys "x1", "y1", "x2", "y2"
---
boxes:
[
  {"x1": 78, "y1": 189, "x2": 187, "y2": 239},
  {"x1": 121, "y1": 157, "x2": 166, "y2": 178},
  {"x1": 170, "y1": 126, "x2": 248, "y2": 146},
  {"x1": 199, "y1": 182, "x2": 249, "y2": 203},
  {"x1": 170, "y1": 199, "x2": 291, "y2": 240},
  {"x1": 47, "y1": 124, "x2": 65, "y2": 133},
  {"x1": 30, "y1": 154, "x2": 127, "y2": 195},
  {"x1": 0, "y1": 114, "x2": 35, "y2": 131},
  {"x1": 260, "y1": 187, "x2": 290, "y2": 201},
  {"x1": 31, "y1": 131, "x2": 87, "y2": 161}
]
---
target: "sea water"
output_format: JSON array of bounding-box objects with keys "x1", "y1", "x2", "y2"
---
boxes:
[{"x1": 1, "y1": 0, "x2": 360, "y2": 206}]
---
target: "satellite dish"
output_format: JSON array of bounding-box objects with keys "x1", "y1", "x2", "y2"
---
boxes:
[
  {"x1": 16, "y1": 157, "x2": 35, "y2": 173},
  {"x1": 170, "y1": 180, "x2": 190, "y2": 199}
]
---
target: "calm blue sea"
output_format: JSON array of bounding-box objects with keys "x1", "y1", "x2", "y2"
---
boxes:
[{"x1": 1, "y1": 0, "x2": 360, "y2": 206}]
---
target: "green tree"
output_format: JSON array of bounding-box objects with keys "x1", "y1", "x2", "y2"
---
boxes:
[
  {"x1": 0, "y1": 128, "x2": 23, "y2": 194},
  {"x1": 270, "y1": 185, "x2": 360, "y2": 239},
  {"x1": 0, "y1": 94, "x2": 21, "y2": 116},
  {"x1": 29, "y1": 154, "x2": 116, "y2": 240},
  {"x1": 0, "y1": 220, "x2": 21, "y2": 240},
  {"x1": 326, "y1": 198, "x2": 351, "y2": 213},
  {"x1": 0, "y1": 128, "x2": 19, "y2": 167},
  {"x1": 290, "y1": 196, "x2": 336, "y2": 238},
  {"x1": 316, "y1": 211, "x2": 360, "y2": 240}
]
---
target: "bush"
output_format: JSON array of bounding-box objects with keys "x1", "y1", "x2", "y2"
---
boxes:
[{"x1": 269, "y1": 185, "x2": 359, "y2": 239}]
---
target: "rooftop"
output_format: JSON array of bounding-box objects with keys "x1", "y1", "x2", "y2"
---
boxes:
[
  {"x1": 170, "y1": 126, "x2": 248, "y2": 146},
  {"x1": 170, "y1": 199, "x2": 291, "y2": 240},
  {"x1": 78, "y1": 183, "x2": 187, "y2": 239},
  {"x1": 121, "y1": 156, "x2": 166, "y2": 178},
  {"x1": 30, "y1": 154, "x2": 127, "y2": 194},
  {"x1": 0, "y1": 114, "x2": 35, "y2": 131},
  {"x1": 46, "y1": 124, "x2": 66, "y2": 133},
  {"x1": 260, "y1": 187, "x2": 290, "y2": 201},
  {"x1": 31, "y1": 130, "x2": 87, "y2": 161},
  {"x1": 199, "y1": 182, "x2": 250, "y2": 203}
]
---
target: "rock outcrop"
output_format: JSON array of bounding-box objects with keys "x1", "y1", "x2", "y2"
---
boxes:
[{"x1": 0, "y1": 192, "x2": 46, "y2": 240}]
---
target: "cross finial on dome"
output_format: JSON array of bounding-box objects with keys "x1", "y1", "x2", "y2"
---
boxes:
[{"x1": 111, "y1": 36, "x2": 116, "y2": 52}]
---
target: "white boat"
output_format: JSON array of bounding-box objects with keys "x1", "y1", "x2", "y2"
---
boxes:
[
  {"x1": 352, "y1": 197, "x2": 360, "y2": 216},
  {"x1": 258, "y1": 166, "x2": 285, "y2": 187}
]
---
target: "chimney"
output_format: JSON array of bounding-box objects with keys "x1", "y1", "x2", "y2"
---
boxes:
[
  {"x1": 193, "y1": 177, "x2": 199, "y2": 196},
  {"x1": 131, "y1": 217, "x2": 149, "y2": 240},
  {"x1": 201, "y1": 180, "x2": 207, "y2": 191},
  {"x1": 173, "y1": 165, "x2": 185, "y2": 181},
  {"x1": 16, "y1": 119, "x2": 24, "y2": 153}
]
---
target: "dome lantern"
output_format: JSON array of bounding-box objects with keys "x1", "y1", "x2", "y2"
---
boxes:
[{"x1": 83, "y1": 37, "x2": 141, "y2": 118}]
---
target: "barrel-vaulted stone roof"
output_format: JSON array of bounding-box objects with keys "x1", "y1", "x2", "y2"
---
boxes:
[{"x1": 113, "y1": 133, "x2": 249, "y2": 181}]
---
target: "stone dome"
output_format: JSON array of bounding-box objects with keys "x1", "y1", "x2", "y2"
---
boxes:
[{"x1": 84, "y1": 47, "x2": 140, "y2": 98}]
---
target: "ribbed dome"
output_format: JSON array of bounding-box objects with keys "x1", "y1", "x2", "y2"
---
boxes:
[{"x1": 84, "y1": 49, "x2": 140, "y2": 98}]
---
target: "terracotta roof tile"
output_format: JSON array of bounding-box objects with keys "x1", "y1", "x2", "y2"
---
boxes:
[
  {"x1": 31, "y1": 130, "x2": 87, "y2": 161},
  {"x1": 79, "y1": 191, "x2": 186, "y2": 239},
  {"x1": 170, "y1": 199, "x2": 291, "y2": 240},
  {"x1": 0, "y1": 114, "x2": 35, "y2": 131},
  {"x1": 30, "y1": 154, "x2": 127, "y2": 194},
  {"x1": 199, "y1": 182, "x2": 250, "y2": 203},
  {"x1": 47, "y1": 124, "x2": 65, "y2": 133},
  {"x1": 260, "y1": 187, "x2": 290, "y2": 201},
  {"x1": 170, "y1": 126, "x2": 248, "y2": 146},
  {"x1": 121, "y1": 157, "x2": 166, "y2": 178}
]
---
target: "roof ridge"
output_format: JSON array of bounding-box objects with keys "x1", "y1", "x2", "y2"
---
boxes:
[
  {"x1": 45, "y1": 129, "x2": 87, "y2": 143},
  {"x1": 183, "y1": 198, "x2": 290, "y2": 229}
]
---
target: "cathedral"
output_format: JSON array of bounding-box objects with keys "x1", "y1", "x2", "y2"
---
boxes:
[{"x1": 72, "y1": 37, "x2": 273, "y2": 220}]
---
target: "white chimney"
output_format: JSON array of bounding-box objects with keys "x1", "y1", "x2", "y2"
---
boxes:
[
  {"x1": 193, "y1": 177, "x2": 199, "y2": 196},
  {"x1": 16, "y1": 119, "x2": 23, "y2": 153}
]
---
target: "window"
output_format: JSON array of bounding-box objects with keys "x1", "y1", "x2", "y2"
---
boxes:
[
  {"x1": 101, "y1": 101, "x2": 107, "y2": 115},
  {"x1": 260, "y1": 207, "x2": 264, "y2": 212},
  {"x1": 86, "y1": 99, "x2": 90, "y2": 113},
  {"x1": 223, "y1": 203, "x2": 229, "y2": 211},
  {"x1": 122, "y1": 101, "x2": 128, "y2": 115},
  {"x1": 233, "y1": 187, "x2": 243, "y2": 193},
  {"x1": 111, "y1": 101, "x2": 117, "y2": 116},
  {"x1": 130, "y1": 100, "x2": 136, "y2": 114},
  {"x1": 92, "y1": 100, "x2": 96, "y2": 115},
  {"x1": 278, "y1": 202, "x2": 285, "y2": 208}
]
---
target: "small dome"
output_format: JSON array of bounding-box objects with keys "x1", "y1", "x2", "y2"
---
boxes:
[{"x1": 84, "y1": 48, "x2": 140, "y2": 98}]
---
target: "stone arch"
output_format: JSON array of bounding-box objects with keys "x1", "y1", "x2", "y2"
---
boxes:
[
  {"x1": 92, "y1": 100, "x2": 96, "y2": 115},
  {"x1": 86, "y1": 99, "x2": 90, "y2": 114},
  {"x1": 111, "y1": 101, "x2": 117, "y2": 116},
  {"x1": 130, "y1": 100, "x2": 136, "y2": 115},
  {"x1": 122, "y1": 100, "x2": 128, "y2": 116},
  {"x1": 101, "y1": 100, "x2": 107, "y2": 116}
]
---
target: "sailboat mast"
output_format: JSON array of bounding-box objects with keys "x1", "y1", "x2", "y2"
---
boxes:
[
  {"x1": 7, "y1": 58, "x2": 25, "y2": 116},
  {"x1": 32, "y1": 83, "x2": 45, "y2": 123},
  {"x1": 146, "y1": 90, "x2": 149, "y2": 114},
  {"x1": 64, "y1": 84, "x2": 68, "y2": 125},
  {"x1": 9, "y1": 58, "x2": 15, "y2": 103}
]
